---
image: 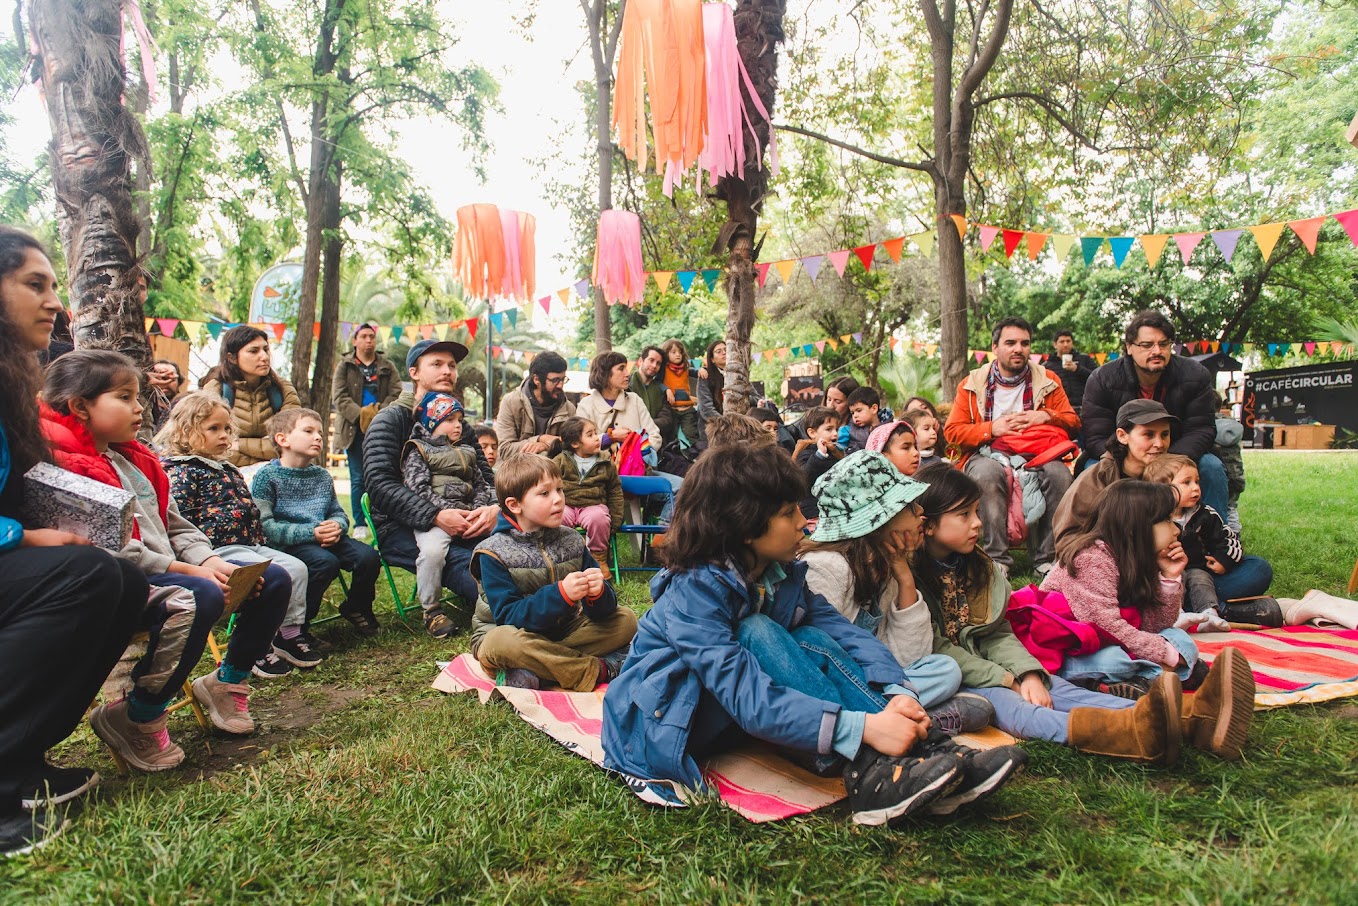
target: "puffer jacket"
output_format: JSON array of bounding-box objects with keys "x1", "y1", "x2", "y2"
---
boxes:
[
  {"x1": 161, "y1": 454, "x2": 266, "y2": 548},
  {"x1": 363, "y1": 389, "x2": 495, "y2": 543},
  {"x1": 332, "y1": 350, "x2": 402, "y2": 451},
  {"x1": 919, "y1": 558, "x2": 1047, "y2": 689},
  {"x1": 552, "y1": 451, "x2": 624, "y2": 530},
  {"x1": 942, "y1": 362, "x2": 1080, "y2": 467},
  {"x1": 601, "y1": 559, "x2": 909, "y2": 791},
  {"x1": 493, "y1": 376, "x2": 577, "y2": 459},
  {"x1": 204, "y1": 375, "x2": 301, "y2": 467},
  {"x1": 1081, "y1": 354, "x2": 1216, "y2": 460}
]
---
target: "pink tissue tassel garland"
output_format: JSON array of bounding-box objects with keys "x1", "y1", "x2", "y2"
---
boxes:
[
  {"x1": 500, "y1": 209, "x2": 537, "y2": 302},
  {"x1": 593, "y1": 210, "x2": 645, "y2": 308},
  {"x1": 454, "y1": 205, "x2": 536, "y2": 303},
  {"x1": 697, "y1": 1, "x2": 778, "y2": 189}
]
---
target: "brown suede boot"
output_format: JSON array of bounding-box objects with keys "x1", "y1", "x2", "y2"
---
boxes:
[
  {"x1": 1067, "y1": 672, "x2": 1183, "y2": 765},
  {"x1": 590, "y1": 550, "x2": 612, "y2": 583},
  {"x1": 1181, "y1": 647, "x2": 1255, "y2": 760}
]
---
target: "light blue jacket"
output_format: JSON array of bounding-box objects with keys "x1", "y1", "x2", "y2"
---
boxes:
[{"x1": 601, "y1": 559, "x2": 909, "y2": 790}]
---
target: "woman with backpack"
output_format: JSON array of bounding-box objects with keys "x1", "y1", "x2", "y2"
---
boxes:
[{"x1": 204, "y1": 326, "x2": 299, "y2": 467}]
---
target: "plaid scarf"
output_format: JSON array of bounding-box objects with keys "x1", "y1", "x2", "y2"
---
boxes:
[{"x1": 983, "y1": 362, "x2": 1033, "y2": 422}]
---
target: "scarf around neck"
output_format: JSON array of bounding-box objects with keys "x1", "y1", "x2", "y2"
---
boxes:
[{"x1": 983, "y1": 362, "x2": 1033, "y2": 422}]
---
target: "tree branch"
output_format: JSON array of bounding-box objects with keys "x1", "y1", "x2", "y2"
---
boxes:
[{"x1": 774, "y1": 124, "x2": 934, "y2": 173}]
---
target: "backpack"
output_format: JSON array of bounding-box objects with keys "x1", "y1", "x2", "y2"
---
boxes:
[{"x1": 221, "y1": 379, "x2": 285, "y2": 415}]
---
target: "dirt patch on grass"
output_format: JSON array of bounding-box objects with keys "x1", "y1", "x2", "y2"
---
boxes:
[
  {"x1": 192, "y1": 683, "x2": 368, "y2": 779},
  {"x1": 1331, "y1": 704, "x2": 1358, "y2": 721}
]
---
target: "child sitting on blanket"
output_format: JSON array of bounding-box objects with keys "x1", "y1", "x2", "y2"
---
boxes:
[
  {"x1": 469, "y1": 454, "x2": 635, "y2": 691},
  {"x1": 1142, "y1": 454, "x2": 1278, "y2": 627},
  {"x1": 601, "y1": 445, "x2": 1018, "y2": 825}
]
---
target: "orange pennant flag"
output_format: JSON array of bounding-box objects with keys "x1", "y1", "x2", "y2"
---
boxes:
[
  {"x1": 1026, "y1": 232, "x2": 1049, "y2": 260},
  {"x1": 1247, "y1": 223, "x2": 1285, "y2": 261},
  {"x1": 948, "y1": 214, "x2": 967, "y2": 240},
  {"x1": 557, "y1": 288, "x2": 571, "y2": 306},
  {"x1": 1288, "y1": 216, "x2": 1324, "y2": 254},
  {"x1": 773, "y1": 260, "x2": 795, "y2": 284},
  {"x1": 652, "y1": 271, "x2": 674, "y2": 293},
  {"x1": 1139, "y1": 234, "x2": 1169, "y2": 268},
  {"x1": 880, "y1": 237, "x2": 906, "y2": 262}
]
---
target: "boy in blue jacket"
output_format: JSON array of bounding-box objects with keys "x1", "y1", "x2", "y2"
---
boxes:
[{"x1": 469, "y1": 454, "x2": 636, "y2": 691}]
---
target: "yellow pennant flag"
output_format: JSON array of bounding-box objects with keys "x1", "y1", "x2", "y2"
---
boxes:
[
  {"x1": 1139, "y1": 234, "x2": 1169, "y2": 268},
  {"x1": 1247, "y1": 223, "x2": 1285, "y2": 261},
  {"x1": 377, "y1": 325, "x2": 393, "y2": 345},
  {"x1": 948, "y1": 214, "x2": 967, "y2": 240},
  {"x1": 1094, "y1": 352, "x2": 1108, "y2": 365},
  {"x1": 773, "y1": 260, "x2": 795, "y2": 284},
  {"x1": 840, "y1": 334, "x2": 852, "y2": 345},
  {"x1": 652, "y1": 271, "x2": 674, "y2": 293},
  {"x1": 181, "y1": 320, "x2": 205, "y2": 342},
  {"x1": 557, "y1": 288, "x2": 571, "y2": 307},
  {"x1": 1050, "y1": 235, "x2": 1078, "y2": 260},
  {"x1": 912, "y1": 230, "x2": 935, "y2": 257},
  {"x1": 925, "y1": 343, "x2": 938, "y2": 357},
  {"x1": 762, "y1": 350, "x2": 774, "y2": 362},
  {"x1": 826, "y1": 338, "x2": 840, "y2": 350},
  {"x1": 144, "y1": 318, "x2": 154, "y2": 332}
]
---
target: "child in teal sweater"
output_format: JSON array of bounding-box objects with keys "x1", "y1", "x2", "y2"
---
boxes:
[{"x1": 252, "y1": 408, "x2": 381, "y2": 636}]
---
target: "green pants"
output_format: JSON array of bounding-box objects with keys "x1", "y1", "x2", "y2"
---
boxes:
[{"x1": 477, "y1": 608, "x2": 638, "y2": 691}]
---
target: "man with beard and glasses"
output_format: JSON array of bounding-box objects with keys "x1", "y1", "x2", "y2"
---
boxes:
[
  {"x1": 1080, "y1": 310, "x2": 1227, "y2": 518},
  {"x1": 943, "y1": 317, "x2": 1081, "y2": 577},
  {"x1": 494, "y1": 352, "x2": 576, "y2": 459}
]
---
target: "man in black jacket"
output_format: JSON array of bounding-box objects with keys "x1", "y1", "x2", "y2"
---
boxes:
[
  {"x1": 1049, "y1": 329, "x2": 1099, "y2": 414},
  {"x1": 1081, "y1": 310, "x2": 1229, "y2": 517},
  {"x1": 363, "y1": 339, "x2": 498, "y2": 638}
]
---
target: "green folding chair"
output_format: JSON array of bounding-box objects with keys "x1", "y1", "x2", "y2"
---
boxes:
[{"x1": 359, "y1": 493, "x2": 462, "y2": 625}]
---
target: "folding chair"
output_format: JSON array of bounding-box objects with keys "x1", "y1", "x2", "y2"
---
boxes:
[
  {"x1": 612, "y1": 475, "x2": 670, "y2": 576},
  {"x1": 360, "y1": 493, "x2": 462, "y2": 624}
]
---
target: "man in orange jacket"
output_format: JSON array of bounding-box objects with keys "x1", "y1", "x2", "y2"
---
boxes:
[{"x1": 942, "y1": 317, "x2": 1081, "y2": 576}]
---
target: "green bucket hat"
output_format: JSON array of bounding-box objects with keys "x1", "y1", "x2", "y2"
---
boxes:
[{"x1": 809, "y1": 451, "x2": 930, "y2": 543}]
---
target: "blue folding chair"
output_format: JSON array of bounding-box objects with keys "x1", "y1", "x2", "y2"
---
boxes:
[{"x1": 611, "y1": 475, "x2": 671, "y2": 576}]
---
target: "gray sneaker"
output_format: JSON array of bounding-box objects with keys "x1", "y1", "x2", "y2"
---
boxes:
[{"x1": 926, "y1": 692, "x2": 995, "y2": 737}]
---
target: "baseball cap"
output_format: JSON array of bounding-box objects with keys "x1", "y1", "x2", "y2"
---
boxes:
[
  {"x1": 406, "y1": 339, "x2": 470, "y2": 370},
  {"x1": 1116, "y1": 399, "x2": 1179, "y2": 427}
]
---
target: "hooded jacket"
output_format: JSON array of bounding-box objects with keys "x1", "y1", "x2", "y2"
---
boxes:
[
  {"x1": 203, "y1": 374, "x2": 301, "y2": 467},
  {"x1": 919, "y1": 559, "x2": 1046, "y2": 689},
  {"x1": 1080, "y1": 354, "x2": 1216, "y2": 460},
  {"x1": 493, "y1": 376, "x2": 577, "y2": 459},
  {"x1": 601, "y1": 559, "x2": 909, "y2": 791},
  {"x1": 332, "y1": 349, "x2": 402, "y2": 451},
  {"x1": 942, "y1": 362, "x2": 1080, "y2": 467}
]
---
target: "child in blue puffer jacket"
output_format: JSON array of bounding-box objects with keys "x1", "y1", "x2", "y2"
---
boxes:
[{"x1": 600, "y1": 445, "x2": 1025, "y2": 826}]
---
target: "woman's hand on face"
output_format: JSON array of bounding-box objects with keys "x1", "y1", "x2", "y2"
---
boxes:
[{"x1": 1158, "y1": 541, "x2": 1188, "y2": 579}]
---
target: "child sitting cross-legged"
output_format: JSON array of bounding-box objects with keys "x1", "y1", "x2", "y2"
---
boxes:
[
  {"x1": 252, "y1": 408, "x2": 382, "y2": 638},
  {"x1": 552, "y1": 417, "x2": 623, "y2": 582},
  {"x1": 157, "y1": 391, "x2": 319, "y2": 677},
  {"x1": 469, "y1": 454, "x2": 637, "y2": 691},
  {"x1": 402, "y1": 392, "x2": 496, "y2": 635},
  {"x1": 603, "y1": 445, "x2": 991, "y2": 825}
]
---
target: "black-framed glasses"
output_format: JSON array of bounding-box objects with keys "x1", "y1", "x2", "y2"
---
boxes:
[{"x1": 1130, "y1": 340, "x2": 1173, "y2": 351}]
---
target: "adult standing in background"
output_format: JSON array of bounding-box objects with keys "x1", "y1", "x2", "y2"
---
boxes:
[
  {"x1": 332, "y1": 322, "x2": 401, "y2": 530},
  {"x1": 494, "y1": 351, "x2": 575, "y2": 458},
  {"x1": 1049, "y1": 330, "x2": 1099, "y2": 415},
  {"x1": 204, "y1": 325, "x2": 300, "y2": 468},
  {"x1": 696, "y1": 339, "x2": 726, "y2": 442}
]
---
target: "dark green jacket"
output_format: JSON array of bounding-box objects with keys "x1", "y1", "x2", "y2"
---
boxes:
[
  {"x1": 552, "y1": 452, "x2": 624, "y2": 531},
  {"x1": 919, "y1": 560, "x2": 1046, "y2": 689}
]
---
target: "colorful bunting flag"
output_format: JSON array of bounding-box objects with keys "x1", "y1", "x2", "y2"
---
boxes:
[
  {"x1": 1026, "y1": 232, "x2": 1049, "y2": 260},
  {"x1": 853, "y1": 245, "x2": 876, "y2": 271},
  {"x1": 1051, "y1": 235, "x2": 1077, "y2": 260},
  {"x1": 1247, "y1": 223, "x2": 1285, "y2": 261},
  {"x1": 1334, "y1": 209, "x2": 1358, "y2": 247},
  {"x1": 755, "y1": 263, "x2": 770, "y2": 287},
  {"x1": 1211, "y1": 229, "x2": 1243, "y2": 264},
  {"x1": 1108, "y1": 237, "x2": 1135, "y2": 268},
  {"x1": 979, "y1": 225, "x2": 1001, "y2": 252},
  {"x1": 1288, "y1": 216, "x2": 1324, "y2": 254},
  {"x1": 1174, "y1": 232, "x2": 1205, "y2": 264},
  {"x1": 1001, "y1": 229, "x2": 1024, "y2": 259},
  {"x1": 881, "y1": 237, "x2": 906, "y2": 262},
  {"x1": 1140, "y1": 234, "x2": 1168, "y2": 268},
  {"x1": 801, "y1": 255, "x2": 824, "y2": 282},
  {"x1": 773, "y1": 260, "x2": 795, "y2": 284},
  {"x1": 1080, "y1": 237, "x2": 1105, "y2": 266},
  {"x1": 676, "y1": 271, "x2": 697, "y2": 293},
  {"x1": 538, "y1": 295, "x2": 552, "y2": 314},
  {"x1": 912, "y1": 231, "x2": 935, "y2": 257},
  {"x1": 827, "y1": 249, "x2": 851, "y2": 277},
  {"x1": 701, "y1": 269, "x2": 719, "y2": 291},
  {"x1": 652, "y1": 271, "x2": 675, "y2": 293},
  {"x1": 948, "y1": 214, "x2": 967, "y2": 240}
]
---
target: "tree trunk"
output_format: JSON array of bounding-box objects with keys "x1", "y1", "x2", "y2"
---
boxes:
[
  {"x1": 29, "y1": 0, "x2": 153, "y2": 367},
  {"x1": 718, "y1": 0, "x2": 785, "y2": 416},
  {"x1": 311, "y1": 160, "x2": 344, "y2": 460},
  {"x1": 936, "y1": 196, "x2": 969, "y2": 398},
  {"x1": 585, "y1": 0, "x2": 624, "y2": 354}
]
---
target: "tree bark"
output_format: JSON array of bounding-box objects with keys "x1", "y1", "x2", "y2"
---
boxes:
[
  {"x1": 584, "y1": 0, "x2": 625, "y2": 354},
  {"x1": 29, "y1": 0, "x2": 153, "y2": 367},
  {"x1": 311, "y1": 160, "x2": 344, "y2": 460},
  {"x1": 717, "y1": 0, "x2": 785, "y2": 416}
]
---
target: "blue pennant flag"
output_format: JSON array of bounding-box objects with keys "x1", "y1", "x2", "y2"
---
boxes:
[{"x1": 676, "y1": 271, "x2": 698, "y2": 293}]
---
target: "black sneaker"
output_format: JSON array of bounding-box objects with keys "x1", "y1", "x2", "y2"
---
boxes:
[
  {"x1": 843, "y1": 748, "x2": 963, "y2": 826},
  {"x1": 299, "y1": 628, "x2": 334, "y2": 654},
  {"x1": 1100, "y1": 677, "x2": 1152, "y2": 700},
  {"x1": 599, "y1": 647, "x2": 631, "y2": 681},
  {"x1": 339, "y1": 602, "x2": 380, "y2": 637},
  {"x1": 252, "y1": 652, "x2": 295, "y2": 679},
  {"x1": 926, "y1": 693, "x2": 995, "y2": 737},
  {"x1": 496, "y1": 668, "x2": 540, "y2": 690},
  {"x1": 272, "y1": 633, "x2": 324, "y2": 668},
  {"x1": 915, "y1": 735, "x2": 1028, "y2": 816},
  {"x1": 423, "y1": 609, "x2": 457, "y2": 640},
  {"x1": 18, "y1": 765, "x2": 99, "y2": 809},
  {"x1": 1, "y1": 808, "x2": 68, "y2": 858}
]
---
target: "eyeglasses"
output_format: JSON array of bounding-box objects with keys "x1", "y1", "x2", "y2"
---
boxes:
[{"x1": 1130, "y1": 340, "x2": 1174, "y2": 351}]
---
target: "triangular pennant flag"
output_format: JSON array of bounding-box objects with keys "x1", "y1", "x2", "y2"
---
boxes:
[
  {"x1": 1001, "y1": 229, "x2": 1024, "y2": 259},
  {"x1": 827, "y1": 250, "x2": 851, "y2": 277},
  {"x1": 889, "y1": 337, "x2": 899, "y2": 349},
  {"x1": 489, "y1": 312, "x2": 504, "y2": 331},
  {"x1": 852, "y1": 332, "x2": 863, "y2": 344},
  {"x1": 1094, "y1": 352, "x2": 1108, "y2": 365},
  {"x1": 206, "y1": 322, "x2": 224, "y2": 340},
  {"x1": 507, "y1": 310, "x2": 518, "y2": 329},
  {"x1": 1211, "y1": 229, "x2": 1244, "y2": 263},
  {"x1": 881, "y1": 237, "x2": 906, "y2": 262},
  {"x1": 1025, "y1": 232, "x2": 1049, "y2": 260},
  {"x1": 270, "y1": 322, "x2": 286, "y2": 341},
  {"x1": 676, "y1": 271, "x2": 697, "y2": 293},
  {"x1": 773, "y1": 260, "x2": 795, "y2": 284},
  {"x1": 1334, "y1": 209, "x2": 1358, "y2": 247},
  {"x1": 312, "y1": 323, "x2": 323, "y2": 340},
  {"x1": 925, "y1": 344, "x2": 938, "y2": 357},
  {"x1": 1305, "y1": 341, "x2": 1317, "y2": 355},
  {"x1": 1267, "y1": 344, "x2": 1279, "y2": 356},
  {"x1": 1108, "y1": 237, "x2": 1135, "y2": 268},
  {"x1": 973, "y1": 351, "x2": 986, "y2": 363},
  {"x1": 418, "y1": 324, "x2": 434, "y2": 340},
  {"x1": 825, "y1": 338, "x2": 839, "y2": 350},
  {"x1": 802, "y1": 344, "x2": 815, "y2": 356},
  {"x1": 377, "y1": 326, "x2": 393, "y2": 344},
  {"x1": 762, "y1": 350, "x2": 774, "y2": 362},
  {"x1": 801, "y1": 256, "x2": 824, "y2": 282},
  {"x1": 391, "y1": 325, "x2": 404, "y2": 343},
  {"x1": 1247, "y1": 223, "x2": 1285, "y2": 261},
  {"x1": 574, "y1": 278, "x2": 590, "y2": 300},
  {"x1": 652, "y1": 271, "x2": 675, "y2": 293},
  {"x1": 853, "y1": 245, "x2": 876, "y2": 271},
  {"x1": 1080, "y1": 237, "x2": 1105, "y2": 266},
  {"x1": 1174, "y1": 232, "x2": 1205, "y2": 264},
  {"x1": 949, "y1": 214, "x2": 967, "y2": 240},
  {"x1": 1210, "y1": 342, "x2": 1220, "y2": 353},
  {"x1": 1029, "y1": 353, "x2": 1042, "y2": 364},
  {"x1": 554, "y1": 288, "x2": 570, "y2": 308},
  {"x1": 701, "y1": 269, "x2": 719, "y2": 292},
  {"x1": 1051, "y1": 235, "x2": 1077, "y2": 260},
  {"x1": 145, "y1": 318, "x2": 154, "y2": 332},
  {"x1": 1288, "y1": 216, "x2": 1324, "y2": 254},
  {"x1": 912, "y1": 231, "x2": 935, "y2": 257},
  {"x1": 840, "y1": 335, "x2": 852, "y2": 344},
  {"x1": 1332, "y1": 341, "x2": 1345, "y2": 356},
  {"x1": 979, "y1": 225, "x2": 1001, "y2": 252},
  {"x1": 1139, "y1": 234, "x2": 1169, "y2": 268},
  {"x1": 181, "y1": 321, "x2": 205, "y2": 342},
  {"x1": 755, "y1": 263, "x2": 770, "y2": 287},
  {"x1": 464, "y1": 318, "x2": 480, "y2": 341},
  {"x1": 776, "y1": 348, "x2": 788, "y2": 360},
  {"x1": 156, "y1": 318, "x2": 180, "y2": 337},
  {"x1": 538, "y1": 295, "x2": 551, "y2": 314},
  {"x1": 815, "y1": 340, "x2": 827, "y2": 353}
]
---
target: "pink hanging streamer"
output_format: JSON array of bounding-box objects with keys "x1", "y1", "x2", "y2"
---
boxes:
[
  {"x1": 124, "y1": 0, "x2": 161, "y2": 106},
  {"x1": 500, "y1": 208, "x2": 523, "y2": 300},
  {"x1": 695, "y1": 2, "x2": 778, "y2": 190},
  {"x1": 592, "y1": 210, "x2": 645, "y2": 308},
  {"x1": 454, "y1": 205, "x2": 535, "y2": 303}
]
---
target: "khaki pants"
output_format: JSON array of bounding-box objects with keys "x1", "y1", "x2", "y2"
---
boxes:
[{"x1": 477, "y1": 608, "x2": 638, "y2": 691}]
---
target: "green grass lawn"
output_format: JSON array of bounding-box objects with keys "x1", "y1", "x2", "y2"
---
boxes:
[{"x1": 5, "y1": 452, "x2": 1358, "y2": 904}]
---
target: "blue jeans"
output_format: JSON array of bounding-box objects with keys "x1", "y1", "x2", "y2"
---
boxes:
[
  {"x1": 969, "y1": 676, "x2": 1135, "y2": 744},
  {"x1": 346, "y1": 435, "x2": 366, "y2": 521},
  {"x1": 1213, "y1": 555, "x2": 1274, "y2": 606},
  {"x1": 1057, "y1": 627, "x2": 1199, "y2": 686},
  {"x1": 1196, "y1": 453, "x2": 1229, "y2": 520}
]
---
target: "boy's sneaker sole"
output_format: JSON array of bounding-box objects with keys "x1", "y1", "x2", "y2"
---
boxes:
[
  {"x1": 849, "y1": 757, "x2": 964, "y2": 827},
  {"x1": 927, "y1": 747, "x2": 1028, "y2": 816},
  {"x1": 19, "y1": 766, "x2": 100, "y2": 810},
  {"x1": 252, "y1": 653, "x2": 295, "y2": 679},
  {"x1": 1, "y1": 809, "x2": 68, "y2": 859},
  {"x1": 272, "y1": 636, "x2": 323, "y2": 668}
]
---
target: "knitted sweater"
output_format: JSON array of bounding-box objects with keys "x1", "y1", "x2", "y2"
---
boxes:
[
  {"x1": 801, "y1": 551, "x2": 934, "y2": 669},
  {"x1": 251, "y1": 461, "x2": 349, "y2": 547},
  {"x1": 1039, "y1": 540, "x2": 1184, "y2": 665},
  {"x1": 162, "y1": 454, "x2": 267, "y2": 548}
]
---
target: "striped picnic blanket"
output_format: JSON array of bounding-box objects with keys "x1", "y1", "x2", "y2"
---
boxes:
[
  {"x1": 1191, "y1": 626, "x2": 1358, "y2": 709},
  {"x1": 432, "y1": 653, "x2": 1015, "y2": 823}
]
